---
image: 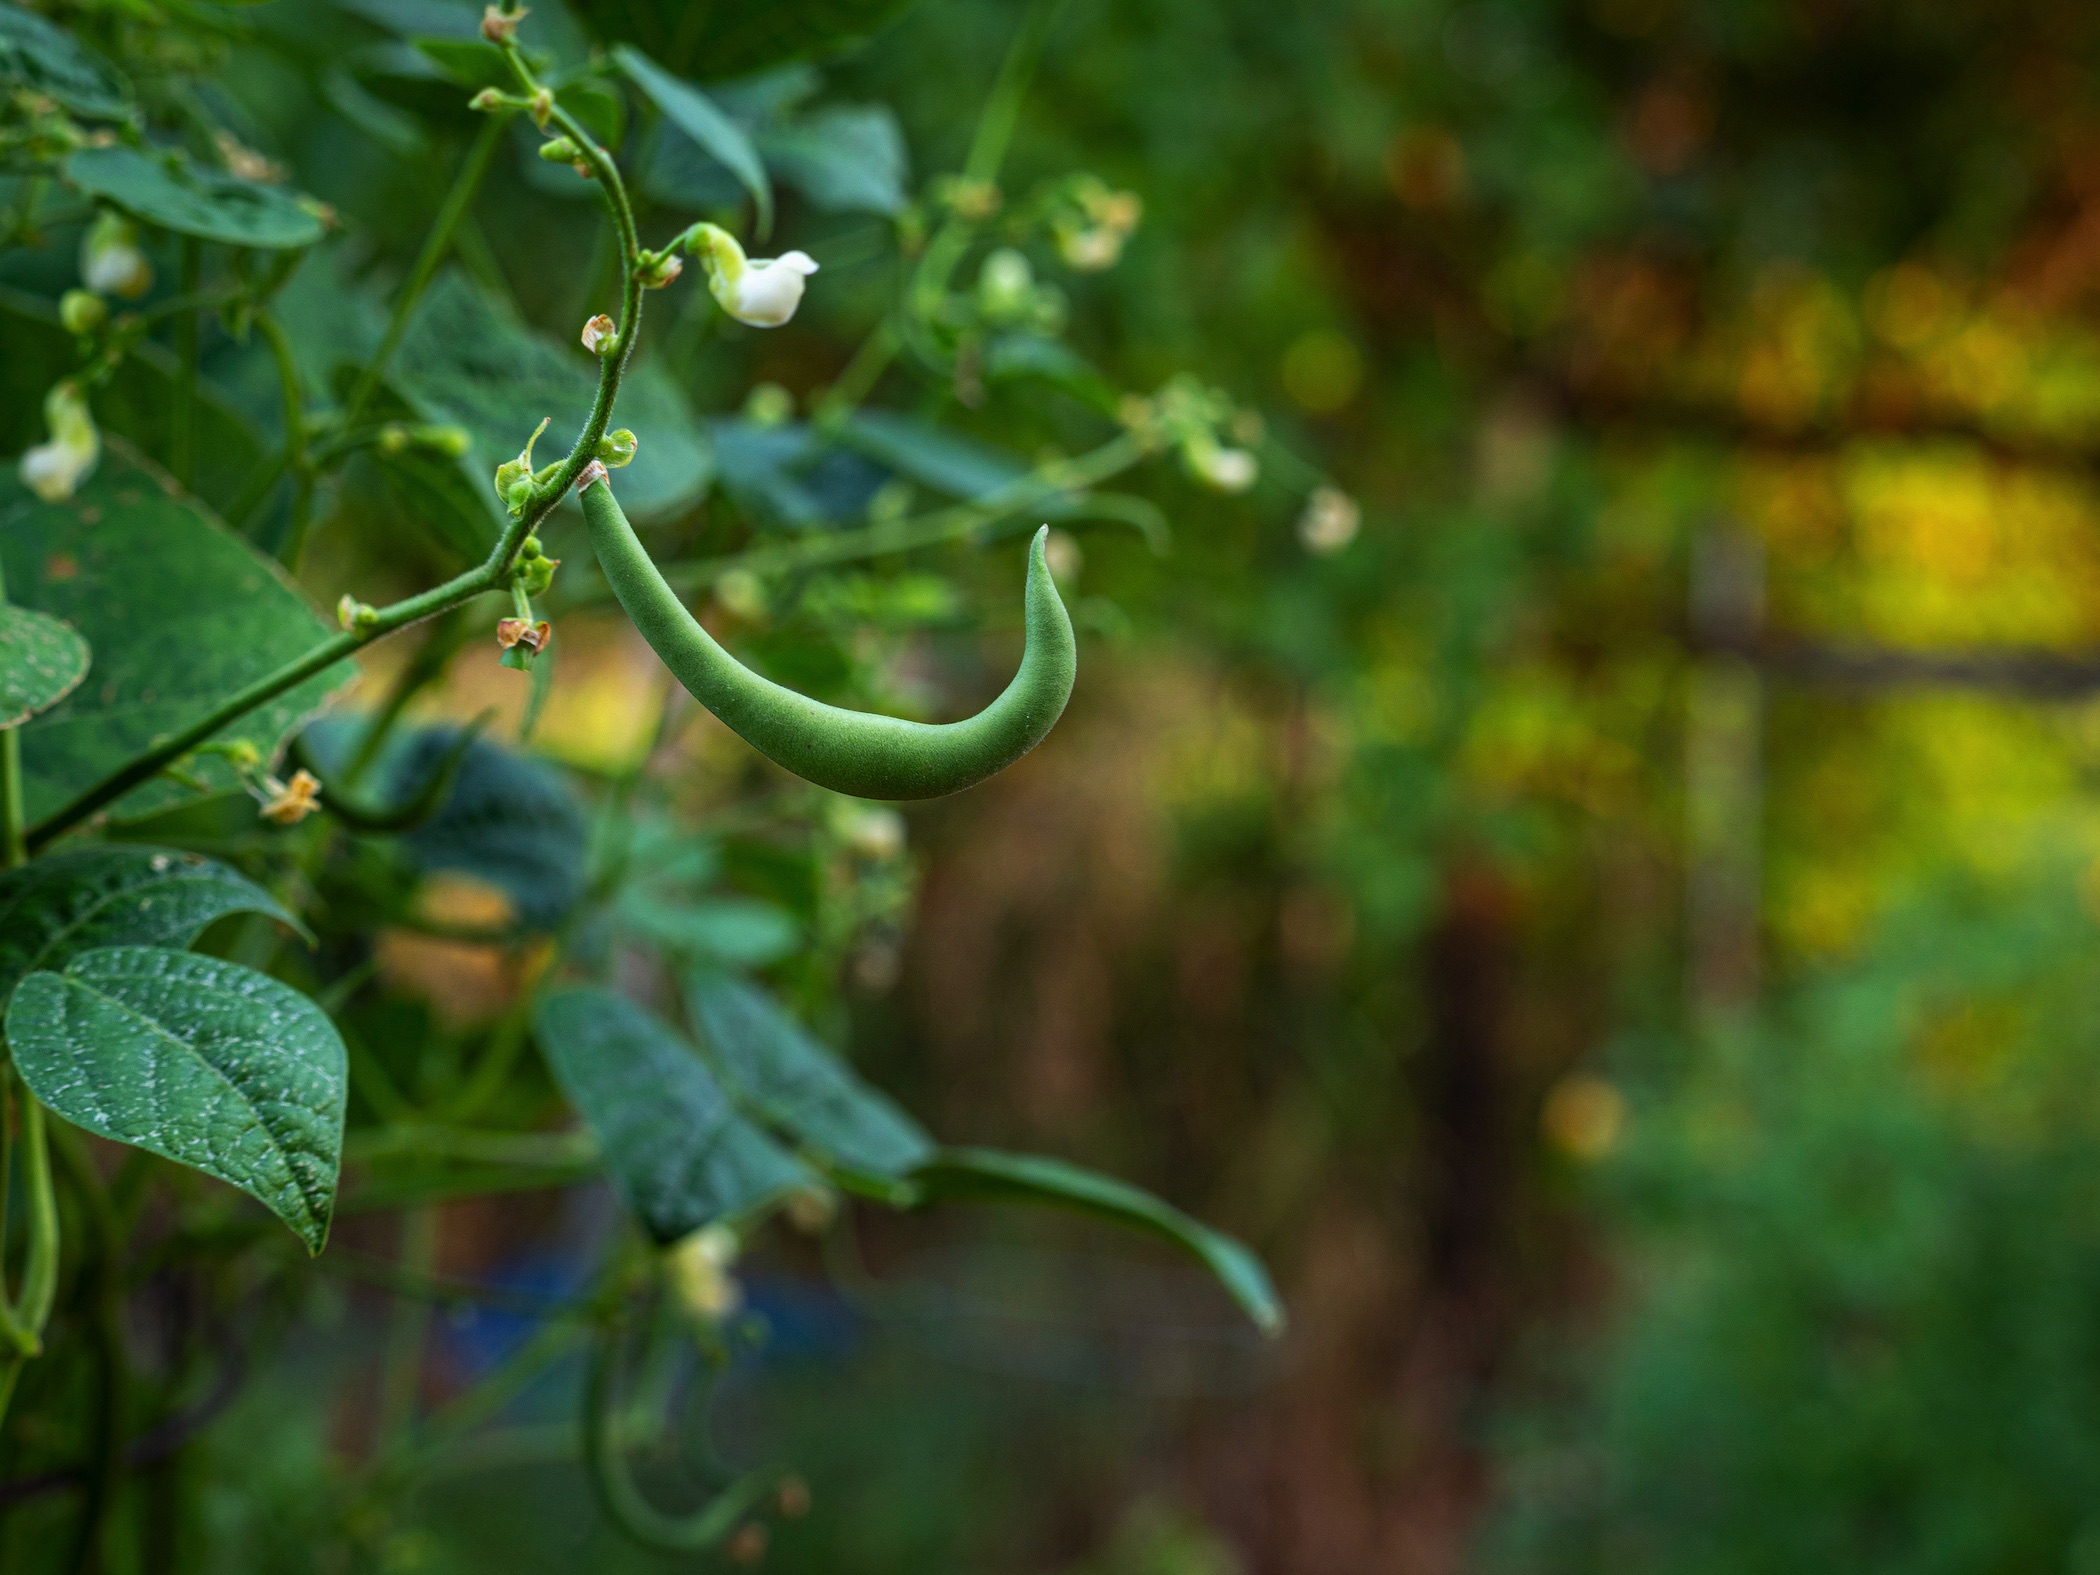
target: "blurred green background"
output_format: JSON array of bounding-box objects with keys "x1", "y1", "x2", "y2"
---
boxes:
[{"x1": 17, "y1": 0, "x2": 2100, "y2": 1569}]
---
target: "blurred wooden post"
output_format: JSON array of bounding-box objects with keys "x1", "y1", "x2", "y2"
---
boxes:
[{"x1": 1686, "y1": 522, "x2": 1765, "y2": 1031}]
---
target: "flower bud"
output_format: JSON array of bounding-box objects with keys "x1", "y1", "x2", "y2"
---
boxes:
[
  {"x1": 480, "y1": 3, "x2": 524, "y2": 44},
  {"x1": 742, "y1": 382, "x2": 794, "y2": 426},
  {"x1": 80, "y1": 211, "x2": 151, "y2": 299},
  {"x1": 528, "y1": 86, "x2": 554, "y2": 127},
  {"x1": 1296, "y1": 486, "x2": 1361, "y2": 555},
  {"x1": 536, "y1": 136, "x2": 581, "y2": 164},
  {"x1": 637, "y1": 249, "x2": 684, "y2": 289},
  {"x1": 666, "y1": 1224, "x2": 741, "y2": 1324},
  {"x1": 493, "y1": 416, "x2": 551, "y2": 517},
  {"x1": 515, "y1": 550, "x2": 559, "y2": 597},
  {"x1": 468, "y1": 88, "x2": 506, "y2": 112},
  {"x1": 579, "y1": 313, "x2": 615, "y2": 354},
  {"x1": 976, "y1": 247, "x2": 1035, "y2": 320},
  {"x1": 496, "y1": 617, "x2": 551, "y2": 670},
  {"x1": 258, "y1": 769, "x2": 322, "y2": 825},
  {"x1": 596, "y1": 428, "x2": 637, "y2": 468},
  {"x1": 1184, "y1": 436, "x2": 1258, "y2": 493},
  {"x1": 680, "y1": 223, "x2": 818, "y2": 328},
  {"x1": 19, "y1": 381, "x2": 100, "y2": 502},
  {"x1": 336, "y1": 594, "x2": 380, "y2": 632},
  {"x1": 59, "y1": 289, "x2": 106, "y2": 335}
]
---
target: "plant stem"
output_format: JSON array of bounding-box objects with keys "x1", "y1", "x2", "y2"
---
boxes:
[
  {"x1": 170, "y1": 237, "x2": 201, "y2": 488},
  {"x1": 341, "y1": 112, "x2": 509, "y2": 432},
  {"x1": 252, "y1": 311, "x2": 320, "y2": 569},
  {"x1": 656, "y1": 430, "x2": 1151, "y2": 593}
]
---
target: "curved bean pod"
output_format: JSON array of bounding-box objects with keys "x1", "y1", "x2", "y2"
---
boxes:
[{"x1": 581, "y1": 478, "x2": 1076, "y2": 799}]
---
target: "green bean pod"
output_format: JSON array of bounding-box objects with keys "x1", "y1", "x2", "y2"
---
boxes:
[{"x1": 580, "y1": 478, "x2": 1076, "y2": 799}]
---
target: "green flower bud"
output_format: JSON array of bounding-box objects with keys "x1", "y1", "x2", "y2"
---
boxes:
[
  {"x1": 493, "y1": 415, "x2": 551, "y2": 518},
  {"x1": 59, "y1": 289, "x2": 105, "y2": 336},
  {"x1": 596, "y1": 428, "x2": 638, "y2": 468},
  {"x1": 536, "y1": 137, "x2": 581, "y2": 164}
]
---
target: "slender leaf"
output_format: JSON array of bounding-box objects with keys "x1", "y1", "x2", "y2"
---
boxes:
[
  {"x1": 0, "y1": 451, "x2": 353, "y2": 823},
  {"x1": 0, "y1": 2, "x2": 133, "y2": 121},
  {"x1": 838, "y1": 410, "x2": 1027, "y2": 499},
  {"x1": 536, "y1": 987, "x2": 814, "y2": 1242},
  {"x1": 760, "y1": 104, "x2": 907, "y2": 215},
  {"x1": 614, "y1": 46, "x2": 771, "y2": 230},
  {"x1": 687, "y1": 971, "x2": 933, "y2": 1189},
  {"x1": 622, "y1": 894, "x2": 801, "y2": 966},
  {"x1": 910, "y1": 1148, "x2": 1285, "y2": 1336},
  {"x1": 65, "y1": 146, "x2": 325, "y2": 250},
  {"x1": 0, "y1": 603, "x2": 89, "y2": 726},
  {"x1": 0, "y1": 844, "x2": 297, "y2": 1009},
  {"x1": 7, "y1": 948, "x2": 347, "y2": 1252}
]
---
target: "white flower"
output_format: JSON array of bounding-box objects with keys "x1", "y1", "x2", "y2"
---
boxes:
[
  {"x1": 667, "y1": 1224, "x2": 742, "y2": 1323},
  {"x1": 80, "y1": 212, "x2": 151, "y2": 299},
  {"x1": 682, "y1": 223, "x2": 818, "y2": 328},
  {"x1": 20, "y1": 382, "x2": 99, "y2": 502},
  {"x1": 1297, "y1": 486, "x2": 1361, "y2": 554},
  {"x1": 1184, "y1": 436, "x2": 1258, "y2": 493}
]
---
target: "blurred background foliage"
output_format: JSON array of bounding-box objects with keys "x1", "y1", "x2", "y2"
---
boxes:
[{"x1": 11, "y1": 0, "x2": 2100, "y2": 1568}]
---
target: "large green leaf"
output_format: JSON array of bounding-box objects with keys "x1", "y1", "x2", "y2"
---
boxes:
[
  {"x1": 0, "y1": 603, "x2": 89, "y2": 726},
  {"x1": 0, "y1": 450, "x2": 354, "y2": 824},
  {"x1": 909, "y1": 1148, "x2": 1285, "y2": 1336},
  {"x1": 614, "y1": 46, "x2": 770, "y2": 230},
  {"x1": 574, "y1": 0, "x2": 921, "y2": 79},
  {"x1": 686, "y1": 971, "x2": 932, "y2": 1191},
  {"x1": 536, "y1": 986, "x2": 813, "y2": 1243},
  {"x1": 0, "y1": 2, "x2": 133, "y2": 121},
  {"x1": 391, "y1": 271, "x2": 711, "y2": 532},
  {"x1": 65, "y1": 147, "x2": 325, "y2": 250},
  {"x1": 0, "y1": 845, "x2": 296, "y2": 1009},
  {"x1": 7, "y1": 947, "x2": 347, "y2": 1252}
]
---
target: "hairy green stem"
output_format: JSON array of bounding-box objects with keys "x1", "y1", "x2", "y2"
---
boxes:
[
  {"x1": 341, "y1": 112, "x2": 509, "y2": 431},
  {"x1": 28, "y1": 59, "x2": 647, "y2": 851}
]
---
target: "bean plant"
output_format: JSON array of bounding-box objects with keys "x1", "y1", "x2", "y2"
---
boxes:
[{"x1": 0, "y1": 0, "x2": 1307, "y2": 1561}]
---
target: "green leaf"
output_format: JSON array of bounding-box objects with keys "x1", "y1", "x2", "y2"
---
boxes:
[
  {"x1": 536, "y1": 986, "x2": 814, "y2": 1243},
  {"x1": 687, "y1": 971, "x2": 933, "y2": 1192},
  {"x1": 620, "y1": 893, "x2": 801, "y2": 966},
  {"x1": 392, "y1": 725, "x2": 586, "y2": 930},
  {"x1": 839, "y1": 410, "x2": 1028, "y2": 499},
  {"x1": 6, "y1": 947, "x2": 347, "y2": 1252},
  {"x1": 909, "y1": 1148, "x2": 1285, "y2": 1336},
  {"x1": 0, "y1": 844, "x2": 298, "y2": 1010},
  {"x1": 392, "y1": 271, "x2": 711, "y2": 533},
  {"x1": 614, "y1": 46, "x2": 772, "y2": 231},
  {"x1": 65, "y1": 146, "x2": 325, "y2": 250},
  {"x1": 0, "y1": 602, "x2": 89, "y2": 726},
  {"x1": 0, "y1": 2, "x2": 133, "y2": 121},
  {"x1": 760, "y1": 104, "x2": 907, "y2": 215},
  {"x1": 0, "y1": 449, "x2": 354, "y2": 824},
  {"x1": 575, "y1": 0, "x2": 922, "y2": 79}
]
